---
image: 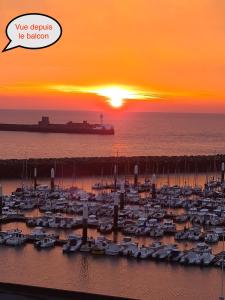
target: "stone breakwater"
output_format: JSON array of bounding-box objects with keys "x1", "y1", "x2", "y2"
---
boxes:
[{"x1": 0, "y1": 154, "x2": 224, "y2": 179}]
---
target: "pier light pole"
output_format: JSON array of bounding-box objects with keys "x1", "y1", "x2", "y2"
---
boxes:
[
  {"x1": 34, "y1": 167, "x2": 37, "y2": 190},
  {"x1": 50, "y1": 168, "x2": 55, "y2": 192},
  {"x1": 0, "y1": 185, "x2": 2, "y2": 216},
  {"x1": 119, "y1": 183, "x2": 125, "y2": 211},
  {"x1": 113, "y1": 193, "x2": 119, "y2": 231},
  {"x1": 151, "y1": 174, "x2": 156, "y2": 199},
  {"x1": 82, "y1": 201, "x2": 88, "y2": 244},
  {"x1": 221, "y1": 162, "x2": 225, "y2": 184},
  {"x1": 134, "y1": 164, "x2": 138, "y2": 188}
]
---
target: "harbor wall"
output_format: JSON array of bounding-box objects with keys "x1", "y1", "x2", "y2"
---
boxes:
[{"x1": 0, "y1": 154, "x2": 224, "y2": 179}]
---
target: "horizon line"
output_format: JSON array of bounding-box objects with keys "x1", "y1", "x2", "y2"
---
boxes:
[{"x1": 0, "y1": 108, "x2": 225, "y2": 115}]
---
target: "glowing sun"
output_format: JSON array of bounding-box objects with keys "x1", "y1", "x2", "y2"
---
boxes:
[
  {"x1": 94, "y1": 86, "x2": 138, "y2": 108},
  {"x1": 110, "y1": 97, "x2": 123, "y2": 108},
  {"x1": 95, "y1": 87, "x2": 131, "y2": 108},
  {"x1": 50, "y1": 84, "x2": 157, "y2": 108}
]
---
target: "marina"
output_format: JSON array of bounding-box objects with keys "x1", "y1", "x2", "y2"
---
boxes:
[
  {"x1": 0, "y1": 169, "x2": 225, "y2": 299},
  {"x1": 1, "y1": 164, "x2": 225, "y2": 270}
]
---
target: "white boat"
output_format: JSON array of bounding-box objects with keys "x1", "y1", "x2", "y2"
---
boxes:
[
  {"x1": 105, "y1": 243, "x2": 121, "y2": 256},
  {"x1": 88, "y1": 215, "x2": 99, "y2": 227},
  {"x1": 148, "y1": 242, "x2": 163, "y2": 257},
  {"x1": 63, "y1": 234, "x2": 82, "y2": 253},
  {"x1": 35, "y1": 237, "x2": 55, "y2": 249},
  {"x1": 36, "y1": 185, "x2": 49, "y2": 191},
  {"x1": 122, "y1": 243, "x2": 139, "y2": 257},
  {"x1": 99, "y1": 222, "x2": 113, "y2": 234},
  {"x1": 2, "y1": 207, "x2": 19, "y2": 217},
  {"x1": 149, "y1": 227, "x2": 164, "y2": 238},
  {"x1": 195, "y1": 243, "x2": 214, "y2": 265},
  {"x1": 180, "y1": 250, "x2": 198, "y2": 265},
  {"x1": 92, "y1": 183, "x2": 104, "y2": 190},
  {"x1": 80, "y1": 243, "x2": 92, "y2": 252},
  {"x1": 157, "y1": 245, "x2": 178, "y2": 260},
  {"x1": 5, "y1": 230, "x2": 27, "y2": 246},
  {"x1": 205, "y1": 232, "x2": 219, "y2": 244},
  {"x1": 213, "y1": 227, "x2": 225, "y2": 239},
  {"x1": 175, "y1": 230, "x2": 189, "y2": 241},
  {"x1": 169, "y1": 249, "x2": 184, "y2": 262},
  {"x1": 162, "y1": 220, "x2": 176, "y2": 234},
  {"x1": 120, "y1": 237, "x2": 139, "y2": 257},
  {"x1": 187, "y1": 228, "x2": 201, "y2": 241},
  {"x1": 19, "y1": 199, "x2": 36, "y2": 210},
  {"x1": 180, "y1": 243, "x2": 214, "y2": 265},
  {"x1": 91, "y1": 243, "x2": 106, "y2": 255},
  {"x1": 134, "y1": 245, "x2": 151, "y2": 259},
  {"x1": 30, "y1": 227, "x2": 47, "y2": 240},
  {"x1": 0, "y1": 231, "x2": 11, "y2": 245}
]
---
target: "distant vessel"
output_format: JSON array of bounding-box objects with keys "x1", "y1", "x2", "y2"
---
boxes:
[{"x1": 0, "y1": 116, "x2": 115, "y2": 135}]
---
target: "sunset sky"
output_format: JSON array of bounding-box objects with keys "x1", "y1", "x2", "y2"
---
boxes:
[{"x1": 1, "y1": 0, "x2": 225, "y2": 112}]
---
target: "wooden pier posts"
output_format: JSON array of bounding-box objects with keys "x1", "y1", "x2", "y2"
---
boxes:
[
  {"x1": 82, "y1": 202, "x2": 88, "y2": 244},
  {"x1": 221, "y1": 162, "x2": 225, "y2": 184},
  {"x1": 114, "y1": 164, "x2": 117, "y2": 190},
  {"x1": 34, "y1": 168, "x2": 37, "y2": 190},
  {"x1": 134, "y1": 164, "x2": 138, "y2": 188},
  {"x1": 50, "y1": 168, "x2": 55, "y2": 191},
  {"x1": 113, "y1": 194, "x2": 119, "y2": 231},
  {"x1": 119, "y1": 183, "x2": 125, "y2": 210},
  {"x1": 152, "y1": 174, "x2": 156, "y2": 199}
]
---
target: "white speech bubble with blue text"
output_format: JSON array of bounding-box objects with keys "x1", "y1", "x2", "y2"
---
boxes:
[{"x1": 3, "y1": 13, "x2": 62, "y2": 52}]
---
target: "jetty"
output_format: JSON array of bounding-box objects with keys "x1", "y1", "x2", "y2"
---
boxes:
[{"x1": 0, "y1": 116, "x2": 115, "y2": 135}]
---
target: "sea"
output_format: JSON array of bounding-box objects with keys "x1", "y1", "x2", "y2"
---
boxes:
[
  {"x1": 0, "y1": 109, "x2": 225, "y2": 158},
  {"x1": 0, "y1": 109, "x2": 225, "y2": 299}
]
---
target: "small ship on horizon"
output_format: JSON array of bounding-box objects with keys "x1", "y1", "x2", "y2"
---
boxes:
[{"x1": 0, "y1": 115, "x2": 115, "y2": 135}]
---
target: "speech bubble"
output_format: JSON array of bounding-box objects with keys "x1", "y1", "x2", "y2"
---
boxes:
[{"x1": 3, "y1": 13, "x2": 62, "y2": 52}]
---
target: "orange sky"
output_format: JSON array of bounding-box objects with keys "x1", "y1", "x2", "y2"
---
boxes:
[{"x1": 1, "y1": 0, "x2": 225, "y2": 112}]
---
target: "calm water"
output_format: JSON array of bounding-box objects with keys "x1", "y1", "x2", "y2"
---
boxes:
[
  {"x1": 0, "y1": 245, "x2": 221, "y2": 300},
  {"x1": 0, "y1": 110, "x2": 225, "y2": 158},
  {"x1": 0, "y1": 176, "x2": 224, "y2": 300}
]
